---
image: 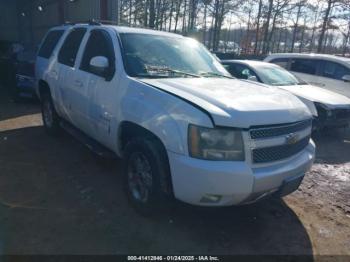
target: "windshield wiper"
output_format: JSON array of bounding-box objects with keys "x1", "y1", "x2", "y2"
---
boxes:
[
  {"x1": 200, "y1": 72, "x2": 234, "y2": 79},
  {"x1": 145, "y1": 65, "x2": 201, "y2": 78}
]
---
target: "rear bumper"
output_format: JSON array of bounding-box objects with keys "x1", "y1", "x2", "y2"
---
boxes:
[{"x1": 168, "y1": 141, "x2": 315, "y2": 206}]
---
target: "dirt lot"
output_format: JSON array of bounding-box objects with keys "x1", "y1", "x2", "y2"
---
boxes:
[{"x1": 0, "y1": 86, "x2": 349, "y2": 256}]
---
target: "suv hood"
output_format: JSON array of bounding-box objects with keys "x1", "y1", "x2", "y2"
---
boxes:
[
  {"x1": 278, "y1": 84, "x2": 350, "y2": 109},
  {"x1": 140, "y1": 78, "x2": 311, "y2": 128}
]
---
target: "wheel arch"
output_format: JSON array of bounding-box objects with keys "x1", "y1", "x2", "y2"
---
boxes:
[
  {"x1": 38, "y1": 79, "x2": 51, "y2": 99},
  {"x1": 118, "y1": 121, "x2": 174, "y2": 196}
]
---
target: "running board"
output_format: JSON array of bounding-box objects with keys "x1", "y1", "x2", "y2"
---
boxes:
[{"x1": 60, "y1": 120, "x2": 117, "y2": 159}]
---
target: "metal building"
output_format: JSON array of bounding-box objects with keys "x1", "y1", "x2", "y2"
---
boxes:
[{"x1": 0, "y1": 0, "x2": 119, "y2": 47}]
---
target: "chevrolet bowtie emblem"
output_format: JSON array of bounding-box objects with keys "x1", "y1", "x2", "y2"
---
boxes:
[{"x1": 285, "y1": 133, "x2": 299, "y2": 145}]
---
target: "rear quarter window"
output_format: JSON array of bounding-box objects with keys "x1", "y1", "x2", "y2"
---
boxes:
[
  {"x1": 38, "y1": 30, "x2": 64, "y2": 59},
  {"x1": 290, "y1": 58, "x2": 317, "y2": 75}
]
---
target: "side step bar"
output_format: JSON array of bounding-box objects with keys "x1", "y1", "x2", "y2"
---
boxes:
[{"x1": 60, "y1": 120, "x2": 116, "y2": 159}]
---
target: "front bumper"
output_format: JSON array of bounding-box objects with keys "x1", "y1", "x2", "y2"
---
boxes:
[{"x1": 168, "y1": 141, "x2": 315, "y2": 206}]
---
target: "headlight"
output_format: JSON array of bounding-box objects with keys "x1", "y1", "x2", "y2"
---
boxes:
[{"x1": 188, "y1": 124, "x2": 245, "y2": 161}]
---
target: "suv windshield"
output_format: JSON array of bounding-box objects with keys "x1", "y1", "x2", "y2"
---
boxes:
[
  {"x1": 256, "y1": 66, "x2": 306, "y2": 86},
  {"x1": 120, "y1": 33, "x2": 231, "y2": 78}
]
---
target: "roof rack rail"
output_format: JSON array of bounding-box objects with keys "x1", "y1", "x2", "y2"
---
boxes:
[
  {"x1": 97, "y1": 20, "x2": 118, "y2": 25},
  {"x1": 62, "y1": 19, "x2": 102, "y2": 26},
  {"x1": 103, "y1": 21, "x2": 152, "y2": 30},
  {"x1": 61, "y1": 19, "x2": 150, "y2": 30}
]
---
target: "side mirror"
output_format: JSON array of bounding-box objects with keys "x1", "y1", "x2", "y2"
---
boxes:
[
  {"x1": 89, "y1": 56, "x2": 109, "y2": 77},
  {"x1": 342, "y1": 75, "x2": 350, "y2": 83}
]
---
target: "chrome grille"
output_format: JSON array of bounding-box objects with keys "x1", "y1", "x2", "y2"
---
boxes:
[
  {"x1": 250, "y1": 120, "x2": 312, "y2": 139},
  {"x1": 252, "y1": 136, "x2": 310, "y2": 163}
]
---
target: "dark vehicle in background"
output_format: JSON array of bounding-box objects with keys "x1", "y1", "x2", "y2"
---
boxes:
[
  {"x1": 0, "y1": 41, "x2": 14, "y2": 87},
  {"x1": 12, "y1": 49, "x2": 36, "y2": 100},
  {"x1": 0, "y1": 42, "x2": 36, "y2": 101}
]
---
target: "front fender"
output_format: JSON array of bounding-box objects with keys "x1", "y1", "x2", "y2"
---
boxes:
[{"x1": 119, "y1": 79, "x2": 213, "y2": 155}]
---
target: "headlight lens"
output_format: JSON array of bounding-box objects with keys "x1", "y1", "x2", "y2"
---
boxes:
[{"x1": 188, "y1": 125, "x2": 245, "y2": 161}]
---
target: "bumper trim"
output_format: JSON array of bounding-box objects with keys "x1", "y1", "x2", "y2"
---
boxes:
[{"x1": 168, "y1": 141, "x2": 315, "y2": 206}]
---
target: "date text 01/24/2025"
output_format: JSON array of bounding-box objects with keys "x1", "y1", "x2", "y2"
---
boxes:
[{"x1": 127, "y1": 256, "x2": 220, "y2": 261}]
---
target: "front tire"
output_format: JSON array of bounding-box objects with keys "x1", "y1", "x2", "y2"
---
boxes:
[
  {"x1": 123, "y1": 138, "x2": 170, "y2": 215},
  {"x1": 41, "y1": 93, "x2": 60, "y2": 135}
]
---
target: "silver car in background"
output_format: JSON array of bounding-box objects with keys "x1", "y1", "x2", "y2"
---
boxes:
[
  {"x1": 222, "y1": 60, "x2": 350, "y2": 130},
  {"x1": 264, "y1": 53, "x2": 350, "y2": 99}
]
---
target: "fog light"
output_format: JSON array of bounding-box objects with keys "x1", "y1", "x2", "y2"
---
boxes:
[{"x1": 200, "y1": 194, "x2": 222, "y2": 203}]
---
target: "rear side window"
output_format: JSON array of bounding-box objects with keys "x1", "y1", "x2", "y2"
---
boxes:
[
  {"x1": 38, "y1": 30, "x2": 64, "y2": 59},
  {"x1": 290, "y1": 59, "x2": 317, "y2": 75},
  {"x1": 225, "y1": 63, "x2": 251, "y2": 79},
  {"x1": 320, "y1": 61, "x2": 350, "y2": 80},
  {"x1": 270, "y1": 58, "x2": 289, "y2": 69},
  {"x1": 58, "y1": 28, "x2": 86, "y2": 67}
]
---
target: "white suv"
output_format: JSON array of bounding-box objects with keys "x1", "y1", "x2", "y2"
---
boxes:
[
  {"x1": 265, "y1": 53, "x2": 350, "y2": 98},
  {"x1": 35, "y1": 22, "x2": 315, "y2": 211}
]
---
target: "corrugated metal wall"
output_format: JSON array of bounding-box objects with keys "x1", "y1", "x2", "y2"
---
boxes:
[
  {"x1": 20, "y1": 0, "x2": 61, "y2": 47},
  {"x1": 0, "y1": 0, "x2": 19, "y2": 42},
  {"x1": 2, "y1": 0, "x2": 119, "y2": 47},
  {"x1": 64, "y1": 0, "x2": 100, "y2": 22}
]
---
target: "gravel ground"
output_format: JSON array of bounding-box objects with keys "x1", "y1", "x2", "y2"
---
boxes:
[{"x1": 0, "y1": 87, "x2": 349, "y2": 256}]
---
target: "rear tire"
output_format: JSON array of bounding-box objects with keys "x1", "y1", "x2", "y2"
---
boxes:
[
  {"x1": 123, "y1": 137, "x2": 171, "y2": 215},
  {"x1": 41, "y1": 93, "x2": 60, "y2": 135}
]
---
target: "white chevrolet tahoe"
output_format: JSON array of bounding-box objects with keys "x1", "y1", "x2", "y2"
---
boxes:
[{"x1": 35, "y1": 22, "x2": 315, "y2": 211}]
